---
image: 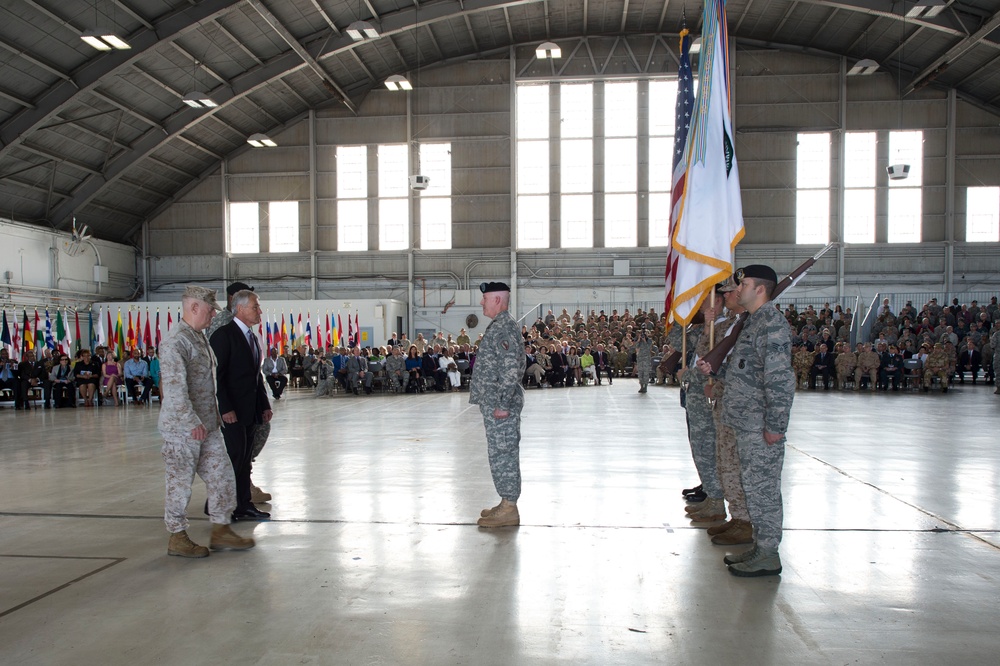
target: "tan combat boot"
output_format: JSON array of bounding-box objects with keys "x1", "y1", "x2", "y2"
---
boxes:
[
  {"x1": 168, "y1": 530, "x2": 209, "y2": 558},
  {"x1": 251, "y1": 484, "x2": 272, "y2": 503},
  {"x1": 210, "y1": 524, "x2": 256, "y2": 551},
  {"x1": 689, "y1": 498, "x2": 727, "y2": 523},
  {"x1": 480, "y1": 501, "x2": 502, "y2": 518},
  {"x1": 711, "y1": 519, "x2": 754, "y2": 545},
  {"x1": 477, "y1": 499, "x2": 520, "y2": 527},
  {"x1": 707, "y1": 519, "x2": 733, "y2": 536}
]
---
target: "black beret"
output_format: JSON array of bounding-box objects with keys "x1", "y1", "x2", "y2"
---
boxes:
[
  {"x1": 479, "y1": 281, "x2": 511, "y2": 293},
  {"x1": 734, "y1": 264, "x2": 778, "y2": 285},
  {"x1": 227, "y1": 282, "x2": 255, "y2": 296}
]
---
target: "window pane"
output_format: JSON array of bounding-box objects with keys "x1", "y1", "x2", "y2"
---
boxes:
[
  {"x1": 560, "y1": 83, "x2": 593, "y2": 138},
  {"x1": 337, "y1": 146, "x2": 367, "y2": 198},
  {"x1": 888, "y1": 188, "x2": 921, "y2": 242},
  {"x1": 796, "y1": 189, "x2": 829, "y2": 244},
  {"x1": 888, "y1": 131, "x2": 923, "y2": 187},
  {"x1": 605, "y1": 193, "x2": 637, "y2": 247},
  {"x1": 797, "y1": 133, "x2": 830, "y2": 189},
  {"x1": 843, "y1": 189, "x2": 875, "y2": 244},
  {"x1": 419, "y1": 143, "x2": 451, "y2": 196},
  {"x1": 605, "y1": 81, "x2": 637, "y2": 137},
  {"x1": 966, "y1": 186, "x2": 999, "y2": 242},
  {"x1": 379, "y1": 199, "x2": 408, "y2": 250},
  {"x1": 517, "y1": 195, "x2": 549, "y2": 249},
  {"x1": 561, "y1": 194, "x2": 593, "y2": 248},
  {"x1": 517, "y1": 141, "x2": 549, "y2": 194},
  {"x1": 338, "y1": 199, "x2": 368, "y2": 251},
  {"x1": 230, "y1": 202, "x2": 259, "y2": 254},
  {"x1": 517, "y1": 84, "x2": 549, "y2": 139},
  {"x1": 845, "y1": 132, "x2": 876, "y2": 188},
  {"x1": 268, "y1": 201, "x2": 299, "y2": 252},
  {"x1": 605, "y1": 138, "x2": 637, "y2": 192},
  {"x1": 561, "y1": 139, "x2": 592, "y2": 193},
  {"x1": 648, "y1": 192, "x2": 672, "y2": 247},
  {"x1": 649, "y1": 137, "x2": 673, "y2": 192},
  {"x1": 649, "y1": 80, "x2": 678, "y2": 137},
  {"x1": 378, "y1": 144, "x2": 408, "y2": 197},
  {"x1": 420, "y1": 197, "x2": 451, "y2": 249}
]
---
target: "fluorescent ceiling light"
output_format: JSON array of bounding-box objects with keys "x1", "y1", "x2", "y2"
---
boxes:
[
  {"x1": 535, "y1": 41, "x2": 561, "y2": 59},
  {"x1": 247, "y1": 133, "x2": 277, "y2": 148},
  {"x1": 346, "y1": 20, "x2": 379, "y2": 41},
  {"x1": 182, "y1": 91, "x2": 218, "y2": 108},
  {"x1": 385, "y1": 74, "x2": 412, "y2": 91},
  {"x1": 848, "y1": 59, "x2": 880, "y2": 76},
  {"x1": 906, "y1": 0, "x2": 947, "y2": 18},
  {"x1": 81, "y1": 30, "x2": 131, "y2": 51}
]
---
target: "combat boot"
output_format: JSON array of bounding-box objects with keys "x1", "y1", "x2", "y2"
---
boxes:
[
  {"x1": 711, "y1": 519, "x2": 754, "y2": 545},
  {"x1": 689, "y1": 498, "x2": 726, "y2": 523},
  {"x1": 480, "y1": 501, "x2": 502, "y2": 517},
  {"x1": 707, "y1": 519, "x2": 733, "y2": 536},
  {"x1": 728, "y1": 547, "x2": 782, "y2": 577},
  {"x1": 251, "y1": 484, "x2": 272, "y2": 503},
  {"x1": 723, "y1": 545, "x2": 758, "y2": 566},
  {"x1": 477, "y1": 498, "x2": 519, "y2": 527},
  {"x1": 167, "y1": 530, "x2": 209, "y2": 558},
  {"x1": 210, "y1": 524, "x2": 256, "y2": 551}
]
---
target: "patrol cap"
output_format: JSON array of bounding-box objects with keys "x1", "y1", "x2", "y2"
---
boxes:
[
  {"x1": 227, "y1": 281, "x2": 254, "y2": 296},
  {"x1": 182, "y1": 285, "x2": 221, "y2": 311},
  {"x1": 734, "y1": 264, "x2": 778, "y2": 285},
  {"x1": 716, "y1": 279, "x2": 738, "y2": 293},
  {"x1": 480, "y1": 281, "x2": 511, "y2": 293}
]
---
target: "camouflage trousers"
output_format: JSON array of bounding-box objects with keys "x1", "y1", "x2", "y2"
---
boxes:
[
  {"x1": 162, "y1": 431, "x2": 236, "y2": 533},
  {"x1": 854, "y1": 367, "x2": 878, "y2": 390},
  {"x1": 636, "y1": 361, "x2": 652, "y2": 387},
  {"x1": 836, "y1": 369, "x2": 855, "y2": 389},
  {"x1": 923, "y1": 368, "x2": 949, "y2": 388},
  {"x1": 613, "y1": 359, "x2": 627, "y2": 377},
  {"x1": 795, "y1": 368, "x2": 810, "y2": 389},
  {"x1": 736, "y1": 429, "x2": 785, "y2": 551},
  {"x1": 685, "y1": 390, "x2": 723, "y2": 498},
  {"x1": 712, "y1": 406, "x2": 749, "y2": 522},
  {"x1": 480, "y1": 404, "x2": 522, "y2": 502},
  {"x1": 385, "y1": 372, "x2": 406, "y2": 392},
  {"x1": 314, "y1": 377, "x2": 336, "y2": 397},
  {"x1": 251, "y1": 421, "x2": 270, "y2": 461}
]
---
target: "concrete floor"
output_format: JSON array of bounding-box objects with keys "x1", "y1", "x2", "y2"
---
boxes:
[{"x1": 1, "y1": 380, "x2": 999, "y2": 665}]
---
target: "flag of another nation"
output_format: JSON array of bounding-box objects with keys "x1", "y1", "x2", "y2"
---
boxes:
[
  {"x1": 665, "y1": 29, "x2": 696, "y2": 321},
  {"x1": 1, "y1": 310, "x2": 11, "y2": 350},
  {"x1": 668, "y1": 0, "x2": 745, "y2": 325}
]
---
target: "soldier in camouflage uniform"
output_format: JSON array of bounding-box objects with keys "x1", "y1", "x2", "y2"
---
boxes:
[
  {"x1": 613, "y1": 346, "x2": 629, "y2": 378},
  {"x1": 854, "y1": 343, "x2": 879, "y2": 392},
  {"x1": 208, "y1": 282, "x2": 272, "y2": 505},
  {"x1": 992, "y1": 327, "x2": 1000, "y2": 394},
  {"x1": 922, "y1": 343, "x2": 950, "y2": 392},
  {"x1": 384, "y1": 346, "x2": 407, "y2": 393},
  {"x1": 470, "y1": 281, "x2": 526, "y2": 528},
  {"x1": 314, "y1": 351, "x2": 338, "y2": 397},
  {"x1": 792, "y1": 346, "x2": 814, "y2": 389},
  {"x1": 698, "y1": 265, "x2": 795, "y2": 578},
  {"x1": 635, "y1": 333, "x2": 654, "y2": 393},
  {"x1": 158, "y1": 286, "x2": 253, "y2": 558},
  {"x1": 834, "y1": 342, "x2": 856, "y2": 390}
]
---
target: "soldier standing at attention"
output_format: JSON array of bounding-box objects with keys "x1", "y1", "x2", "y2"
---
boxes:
[
  {"x1": 635, "y1": 332, "x2": 654, "y2": 393},
  {"x1": 158, "y1": 286, "x2": 254, "y2": 558},
  {"x1": 470, "y1": 281, "x2": 525, "y2": 528},
  {"x1": 698, "y1": 265, "x2": 795, "y2": 577}
]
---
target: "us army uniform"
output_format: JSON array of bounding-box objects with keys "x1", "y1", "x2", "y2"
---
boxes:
[
  {"x1": 923, "y1": 345, "x2": 950, "y2": 391},
  {"x1": 159, "y1": 317, "x2": 236, "y2": 533},
  {"x1": 635, "y1": 337, "x2": 653, "y2": 392},
  {"x1": 613, "y1": 348, "x2": 629, "y2": 377},
  {"x1": 384, "y1": 352, "x2": 407, "y2": 392},
  {"x1": 685, "y1": 318, "x2": 725, "y2": 520},
  {"x1": 720, "y1": 300, "x2": 795, "y2": 556},
  {"x1": 469, "y1": 307, "x2": 526, "y2": 505},
  {"x1": 314, "y1": 356, "x2": 337, "y2": 396}
]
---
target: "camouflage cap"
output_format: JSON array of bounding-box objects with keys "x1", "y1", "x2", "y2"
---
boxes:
[
  {"x1": 716, "y1": 278, "x2": 738, "y2": 293},
  {"x1": 182, "y1": 285, "x2": 221, "y2": 310}
]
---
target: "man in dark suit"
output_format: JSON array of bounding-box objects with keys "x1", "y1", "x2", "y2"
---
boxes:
[
  {"x1": 809, "y1": 342, "x2": 835, "y2": 390},
  {"x1": 210, "y1": 290, "x2": 273, "y2": 521},
  {"x1": 959, "y1": 339, "x2": 982, "y2": 384},
  {"x1": 878, "y1": 344, "x2": 903, "y2": 391},
  {"x1": 592, "y1": 344, "x2": 612, "y2": 385}
]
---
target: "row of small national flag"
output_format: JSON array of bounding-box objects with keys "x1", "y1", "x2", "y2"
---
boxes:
[{"x1": 0, "y1": 308, "x2": 361, "y2": 360}]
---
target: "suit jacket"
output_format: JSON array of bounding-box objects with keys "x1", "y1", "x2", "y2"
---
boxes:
[
  {"x1": 210, "y1": 320, "x2": 270, "y2": 426},
  {"x1": 961, "y1": 349, "x2": 982, "y2": 369},
  {"x1": 812, "y1": 352, "x2": 835, "y2": 371},
  {"x1": 593, "y1": 351, "x2": 609, "y2": 367}
]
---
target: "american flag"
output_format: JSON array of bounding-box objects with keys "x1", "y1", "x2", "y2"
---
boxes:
[{"x1": 664, "y1": 30, "x2": 696, "y2": 319}]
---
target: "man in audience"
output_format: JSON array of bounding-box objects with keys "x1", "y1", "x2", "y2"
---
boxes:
[
  {"x1": 15, "y1": 349, "x2": 45, "y2": 410},
  {"x1": 809, "y1": 342, "x2": 834, "y2": 390},
  {"x1": 262, "y1": 347, "x2": 289, "y2": 399},
  {"x1": 923, "y1": 343, "x2": 950, "y2": 393},
  {"x1": 879, "y1": 344, "x2": 903, "y2": 391},
  {"x1": 124, "y1": 347, "x2": 154, "y2": 405},
  {"x1": 0, "y1": 349, "x2": 18, "y2": 401},
  {"x1": 593, "y1": 344, "x2": 612, "y2": 385},
  {"x1": 958, "y1": 338, "x2": 981, "y2": 384},
  {"x1": 854, "y1": 343, "x2": 879, "y2": 392},
  {"x1": 385, "y1": 346, "x2": 407, "y2": 392},
  {"x1": 347, "y1": 346, "x2": 373, "y2": 395}
]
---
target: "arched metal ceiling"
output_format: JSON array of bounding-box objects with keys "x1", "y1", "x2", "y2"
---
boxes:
[{"x1": 0, "y1": 0, "x2": 998, "y2": 245}]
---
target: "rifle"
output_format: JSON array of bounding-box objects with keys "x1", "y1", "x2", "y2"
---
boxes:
[
  {"x1": 658, "y1": 310, "x2": 708, "y2": 373},
  {"x1": 700, "y1": 243, "x2": 837, "y2": 374}
]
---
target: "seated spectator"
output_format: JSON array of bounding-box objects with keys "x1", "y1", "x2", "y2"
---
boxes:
[
  {"x1": 49, "y1": 354, "x2": 76, "y2": 408},
  {"x1": 566, "y1": 346, "x2": 582, "y2": 385},
  {"x1": 101, "y1": 351, "x2": 122, "y2": 406},
  {"x1": 580, "y1": 348, "x2": 596, "y2": 383},
  {"x1": 404, "y1": 346, "x2": 424, "y2": 392},
  {"x1": 0, "y1": 349, "x2": 19, "y2": 401},
  {"x1": 124, "y1": 348, "x2": 154, "y2": 405},
  {"x1": 263, "y1": 347, "x2": 289, "y2": 399},
  {"x1": 346, "y1": 347, "x2": 373, "y2": 395},
  {"x1": 524, "y1": 345, "x2": 545, "y2": 386},
  {"x1": 958, "y1": 338, "x2": 981, "y2": 384},
  {"x1": 446, "y1": 361, "x2": 461, "y2": 391},
  {"x1": 148, "y1": 348, "x2": 161, "y2": 401},
  {"x1": 879, "y1": 344, "x2": 903, "y2": 391},
  {"x1": 16, "y1": 350, "x2": 47, "y2": 410},
  {"x1": 384, "y1": 346, "x2": 407, "y2": 392},
  {"x1": 301, "y1": 348, "x2": 318, "y2": 388},
  {"x1": 809, "y1": 343, "x2": 834, "y2": 390}
]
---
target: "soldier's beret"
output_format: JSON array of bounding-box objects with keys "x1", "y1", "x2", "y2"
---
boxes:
[
  {"x1": 227, "y1": 281, "x2": 254, "y2": 296},
  {"x1": 183, "y1": 285, "x2": 221, "y2": 310},
  {"x1": 479, "y1": 281, "x2": 511, "y2": 293},
  {"x1": 734, "y1": 264, "x2": 778, "y2": 285}
]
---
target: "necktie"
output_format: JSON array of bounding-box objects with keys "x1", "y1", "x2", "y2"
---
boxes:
[{"x1": 248, "y1": 329, "x2": 259, "y2": 365}]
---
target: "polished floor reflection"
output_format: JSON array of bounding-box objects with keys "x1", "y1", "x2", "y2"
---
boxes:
[{"x1": 2, "y1": 382, "x2": 999, "y2": 664}]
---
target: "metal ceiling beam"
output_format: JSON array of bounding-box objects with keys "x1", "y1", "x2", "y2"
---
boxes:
[
  {"x1": 111, "y1": 0, "x2": 155, "y2": 30},
  {"x1": 212, "y1": 19, "x2": 264, "y2": 66},
  {"x1": 735, "y1": 0, "x2": 755, "y2": 33},
  {"x1": 170, "y1": 42, "x2": 229, "y2": 86},
  {"x1": 349, "y1": 50, "x2": 377, "y2": 82},
  {"x1": 88, "y1": 90, "x2": 163, "y2": 130},
  {"x1": 793, "y1": 0, "x2": 976, "y2": 40},
  {"x1": 880, "y1": 25, "x2": 924, "y2": 65},
  {"x1": 620, "y1": 0, "x2": 630, "y2": 33},
  {"x1": 0, "y1": 0, "x2": 243, "y2": 158},
  {"x1": 18, "y1": 143, "x2": 102, "y2": 176},
  {"x1": 464, "y1": 15, "x2": 480, "y2": 52},
  {"x1": 904, "y1": 6, "x2": 1000, "y2": 95},
  {"x1": 502, "y1": 7, "x2": 514, "y2": 41},
  {"x1": 770, "y1": 1, "x2": 800, "y2": 42},
  {"x1": 0, "y1": 36, "x2": 71, "y2": 81},
  {"x1": 0, "y1": 86, "x2": 34, "y2": 109},
  {"x1": 305, "y1": 0, "x2": 342, "y2": 35},
  {"x1": 246, "y1": 0, "x2": 359, "y2": 114}
]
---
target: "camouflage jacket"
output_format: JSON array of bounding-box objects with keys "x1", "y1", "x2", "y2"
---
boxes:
[
  {"x1": 720, "y1": 301, "x2": 795, "y2": 435},
  {"x1": 158, "y1": 318, "x2": 222, "y2": 439},
  {"x1": 469, "y1": 309, "x2": 525, "y2": 413}
]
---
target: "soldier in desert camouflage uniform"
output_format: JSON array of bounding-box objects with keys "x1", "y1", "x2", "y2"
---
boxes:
[
  {"x1": 470, "y1": 281, "x2": 526, "y2": 528},
  {"x1": 159, "y1": 286, "x2": 254, "y2": 558},
  {"x1": 854, "y1": 343, "x2": 879, "y2": 392},
  {"x1": 834, "y1": 342, "x2": 856, "y2": 390},
  {"x1": 792, "y1": 345, "x2": 814, "y2": 389},
  {"x1": 698, "y1": 265, "x2": 795, "y2": 578},
  {"x1": 923, "y1": 343, "x2": 951, "y2": 392}
]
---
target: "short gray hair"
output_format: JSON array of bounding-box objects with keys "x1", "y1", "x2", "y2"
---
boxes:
[{"x1": 231, "y1": 290, "x2": 257, "y2": 311}]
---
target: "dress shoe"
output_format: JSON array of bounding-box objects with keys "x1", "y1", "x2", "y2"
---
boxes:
[
  {"x1": 685, "y1": 489, "x2": 708, "y2": 503},
  {"x1": 232, "y1": 505, "x2": 270, "y2": 521},
  {"x1": 681, "y1": 483, "x2": 703, "y2": 498},
  {"x1": 210, "y1": 524, "x2": 255, "y2": 551},
  {"x1": 477, "y1": 498, "x2": 519, "y2": 527},
  {"x1": 168, "y1": 530, "x2": 209, "y2": 558}
]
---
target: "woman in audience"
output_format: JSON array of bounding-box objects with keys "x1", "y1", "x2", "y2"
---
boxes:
[
  {"x1": 405, "y1": 346, "x2": 423, "y2": 393},
  {"x1": 148, "y1": 347, "x2": 161, "y2": 401},
  {"x1": 567, "y1": 346, "x2": 582, "y2": 385},
  {"x1": 73, "y1": 348, "x2": 101, "y2": 407},
  {"x1": 49, "y1": 354, "x2": 76, "y2": 408},
  {"x1": 580, "y1": 347, "x2": 596, "y2": 384},
  {"x1": 101, "y1": 351, "x2": 122, "y2": 406}
]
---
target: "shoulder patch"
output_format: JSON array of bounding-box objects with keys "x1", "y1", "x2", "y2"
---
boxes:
[{"x1": 501, "y1": 341, "x2": 509, "y2": 350}]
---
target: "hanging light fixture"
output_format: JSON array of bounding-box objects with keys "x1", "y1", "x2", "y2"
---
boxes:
[
  {"x1": 848, "y1": 58, "x2": 880, "y2": 76},
  {"x1": 906, "y1": 0, "x2": 947, "y2": 18},
  {"x1": 384, "y1": 74, "x2": 412, "y2": 91},
  {"x1": 182, "y1": 91, "x2": 217, "y2": 108},
  {"x1": 247, "y1": 133, "x2": 277, "y2": 148},
  {"x1": 347, "y1": 20, "x2": 380, "y2": 41},
  {"x1": 535, "y1": 41, "x2": 561, "y2": 59},
  {"x1": 81, "y1": 30, "x2": 130, "y2": 51}
]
